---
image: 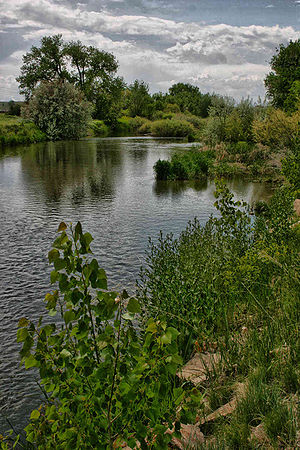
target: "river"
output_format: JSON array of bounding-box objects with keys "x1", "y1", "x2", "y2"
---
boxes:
[{"x1": 0, "y1": 137, "x2": 274, "y2": 434}]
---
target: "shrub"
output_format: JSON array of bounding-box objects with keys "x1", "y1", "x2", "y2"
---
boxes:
[
  {"x1": 23, "y1": 80, "x2": 92, "y2": 141},
  {"x1": 90, "y1": 120, "x2": 110, "y2": 137},
  {"x1": 151, "y1": 119, "x2": 195, "y2": 139},
  {"x1": 154, "y1": 150, "x2": 215, "y2": 181},
  {"x1": 0, "y1": 120, "x2": 46, "y2": 146},
  {"x1": 252, "y1": 107, "x2": 300, "y2": 148},
  {"x1": 18, "y1": 222, "x2": 196, "y2": 448},
  {"x1": 153, "y1": 159, "x2": 172, "y2": 180}
]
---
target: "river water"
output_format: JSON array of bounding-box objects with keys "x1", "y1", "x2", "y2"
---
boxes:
[{"x1": 0, "y1": 137, "x2": 274, "y2": 434}]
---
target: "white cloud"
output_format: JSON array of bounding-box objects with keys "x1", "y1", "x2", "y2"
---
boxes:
[{"x1": 0, "y1": 0, "x2": 299, "y2": 100}]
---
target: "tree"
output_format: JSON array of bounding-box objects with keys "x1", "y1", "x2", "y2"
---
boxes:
[
  {"x1": 16, "y1": 35, "x2": 69, "y2": 100},
  {"x1": 23, "y1": 81, "x2": 92, "y2": 141},
  {"x1": 126, "y1": 80, "x2": 152, "y2": 117},
  {"x1": 168, "y1": 83, "x2": 213, "y2": 117},
  {"x1": 64, "y1": 40, "x2": 119, "y2": 101},
  {"x1": 17, "y1": 35, "x2": 120, "y2": 103},
  {"x1": 265, "y1": 39, "x2": 300, "y2": 110}
]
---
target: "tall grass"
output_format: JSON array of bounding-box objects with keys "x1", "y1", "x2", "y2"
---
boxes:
[
  {"x1": 137, "y1": 181, "x2": 299, "y2": 446},
  {"x1": 0, "y1": 115, "x2": 46, "y2": 146}
]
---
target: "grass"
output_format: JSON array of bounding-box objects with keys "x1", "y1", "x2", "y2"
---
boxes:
[
  {"x1": 0, "y1": 114, "x2": 46, "y2": 146},
  {"x1": 137, "y1": 182, "x2": 300, "y2": 448}
]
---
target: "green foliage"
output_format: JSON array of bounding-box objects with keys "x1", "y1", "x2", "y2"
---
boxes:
[
  {"x1": 282, "y1": 139, "x2": 300, "y2": 190},
  {"x1": 93, "y1": 76, "x2": 126, "y2": 127},
  {"x1": 19, "y1": 222, "x2": 194, "y2": 449},
  {"x1": 168, "y1": 83, "x2": 213, "y2": 117},
  {"x1": 23, "y1": 81, "x2": 92, "y2": 141},
  {"x1": 252, "y1": 107, "x2": 300, "y2": 148},
  {"x1": 7, "y1": 100, "x2": 21, "y2": 116},
  {"x1": 0, "y1": 116, "x2": 46, "y2": 146},
  {"x1": 154, "y1": 150, "x2": 215, "y2": 181},
  {"x1": 90, "y1": 120, "x2": 110, "y2": 137},
  {"x1": 151, "y1": 119, "x2": 195, "y2": 139},
  {"x1": 265, "y1": 39, "x2": 300, "y2": 110},
  {"x1": 138, "y1": 184, "x2": 252, "y2": 358},
  {"x1": 17, "y1": 35, "x2": 119, "y2": 101},
  {"x1": 126, "y1": 80, "x2": 152, "y2": 118}
]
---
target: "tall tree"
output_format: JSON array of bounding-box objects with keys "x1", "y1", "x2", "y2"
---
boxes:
[
  {"x1": 17, "y1": 35, "x2": 69, "y2": 100},
  {"x1": 17, "y1": 35, "x2": 120, "y2": 103},
  {"x1": 64, "y1": 41, "x2": 119, "y2": 100},
  {"x1": 265, "y1": 39, "x2": 300, "y2": 110},
  {"x1": 126, "y1": 80, "x2": 152, "y2": 117},
  {"x1": 168, "y1": 83, "x2": 213, "y2": 117}
]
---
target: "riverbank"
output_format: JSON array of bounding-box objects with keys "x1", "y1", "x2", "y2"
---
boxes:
[
  {"x1": 0, "y1": 115, "x2": 46, "y2": 147},
  {"x1": 0, "y1": 114, "x2": 288, "y2": 185}
]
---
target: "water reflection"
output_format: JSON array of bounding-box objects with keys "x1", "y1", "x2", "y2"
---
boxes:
[
  {"x1": 154, "y1": 179, "x2": 208, "y2": 197},
  {"x1": 20, "y1": 140, "x2": 124, "y2": 204}
]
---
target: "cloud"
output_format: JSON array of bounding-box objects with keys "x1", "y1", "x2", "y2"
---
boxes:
[{"x1": 0, "y1": 0, "x2": 299, "y2": 100}]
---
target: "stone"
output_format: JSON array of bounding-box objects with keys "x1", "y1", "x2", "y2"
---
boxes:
[{"x1": 178, "y1": 352, "x2": 221, "y2": 385}]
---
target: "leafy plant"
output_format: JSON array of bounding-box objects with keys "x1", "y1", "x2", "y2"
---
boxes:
[
  {"x1": 23, "y1": 81, "x2": 92, "y2": 141},
  {"x1": 18, "y1": 222, "x2": 194, "y2": 449}
]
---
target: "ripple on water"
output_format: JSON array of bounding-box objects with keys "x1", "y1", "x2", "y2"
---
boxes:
[{"x1": 0, "y1": 137, "x2": 274, "y2": 433}]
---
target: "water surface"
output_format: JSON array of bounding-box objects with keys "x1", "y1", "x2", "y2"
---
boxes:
[{"x1": 0, "y1": 137, "x2": 274, "y2": 434}]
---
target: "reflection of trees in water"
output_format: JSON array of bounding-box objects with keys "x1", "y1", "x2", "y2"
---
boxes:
[
  {"x1": 153, "y1": 179, "x2": 208, "y2": 197},
  {"x1": 21, "y1": 140, "x2": 124, "y2": 203},
  {"x1": 226, "y1": 178, "x2": 274, "y2": 204}
]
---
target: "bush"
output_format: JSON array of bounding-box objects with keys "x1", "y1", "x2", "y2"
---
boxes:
[
  {"x1": 17, "y1": 222, "x2": 196, "y2": 448},
  {"x1": 90, "y1": 120, "x2": 110, "y2": 137},
  {"x1": 0, "y1": 119, "x2": 46, "y2": 146},
  {"x1": 252, "y1": 107, "x2": 300, "y2": 148},
  {"x1": 23, "y1": 80, "x2": 92, "y2": 141},
  {"x1": 151, "y1": 119, "x2": 195, "y2": 139},
  {"x1": 154, "y1": 150, "x2": 215, "y2": 181}
]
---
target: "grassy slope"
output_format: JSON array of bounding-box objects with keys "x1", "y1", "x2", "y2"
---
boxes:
[{"x1": 0, "y1": 114, "x2": 46, "y2": 146}]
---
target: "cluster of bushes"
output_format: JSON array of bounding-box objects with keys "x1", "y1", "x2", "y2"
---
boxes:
[
  {"x1": 90, "y1": 113, "x2": 204, "y2": 140},
  {"x1": 0, "y1": 115, "x2": 46, "y2": 146},
  {"x1": 154, "y1": 149, "x2": 215, "y2": 180}
]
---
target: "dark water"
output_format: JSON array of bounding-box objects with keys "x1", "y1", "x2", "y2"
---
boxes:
[{"x1": 0, "y1": 137, "x2": 274, "y2": 434}]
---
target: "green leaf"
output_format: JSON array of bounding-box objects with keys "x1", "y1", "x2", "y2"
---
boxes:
[
  {"x1": 50, "y1": 270, "x2": 59, "y2": 284},
  {"x1": 74, "y1": 221, "x2": 83, "y2": 241},
  {"x1": 30, "y1": 409, "x2": 40, "y2": 420},
  {"x1": 166, "y1": 327, "x2": 180, "y2": 340},
  {"x1": 60, "y1": 349, "x2": 71, "y2": 358},
  {"x1": 127, "y1": 298, "x2": 141, "y2": 314},
  {"x1": 83, "y1": 232, "x2": 93, "y2": 247},
  {"x1": 161, "y1": 332, "x2": 172, "y2": 345},
  {"x1": 122, "y1": 312, "x2": 135, "y2": 321},
  {"x1": 54, "y1": 258, "x2": 66, "y2": 270},
  {"x1": 17, "y1": 327, "x2": 29, "y2": 342},
  {"x1": 57, "y1": 222, "x2": 67, "y2": 232},
  {"x1": 18, "y1": 317, "x2": 29, "y2": 328},
  {"x1": 25, "y1": 355, "x2": 38, "y2": 369},
  {"x1": 48, "y1": 248, "x2": 60, "y2": 263},
  {"x1": 64, "y1": 310, "x2": 75, "y2": 324}
]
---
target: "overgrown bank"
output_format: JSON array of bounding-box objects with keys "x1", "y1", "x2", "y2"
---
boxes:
[
  {"x1": 0, "y1": 115, "x2": 46, "y2": 147},
  {"x1": 1, "y1": 139, "x2": 299, "y2": 449}
]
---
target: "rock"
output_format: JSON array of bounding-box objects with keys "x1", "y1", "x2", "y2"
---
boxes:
[
  {"x1": 197, "y1": 382, "x2": 246, "y2": 425},
  {"x1": 178, "y1": 352, "x2": 221, "y2": 385},
  {"x1": 249, "y1": 423, "x2": 270, "y2": 447},
  {"x1": 294, "y1": 199, "x2": 300, "y2": 217},
  {"x1": 198, "y1": 398, "x2": 237, "y2": 425},
  {"x1": 170, "y1": 424, "x2": 204, "y2": 449}
]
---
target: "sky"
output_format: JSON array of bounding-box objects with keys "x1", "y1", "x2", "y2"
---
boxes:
[{"x1": 0, "y1": 0, "x2": 299, "y2": 101}]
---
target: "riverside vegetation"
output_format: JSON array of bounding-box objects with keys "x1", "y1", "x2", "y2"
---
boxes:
[
  {"x1": 0, "y1": 37, "x2": 299, "y2": 448},
  {"x1": 1, "y1": 139, "x2": 299, "y2": 448}
]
